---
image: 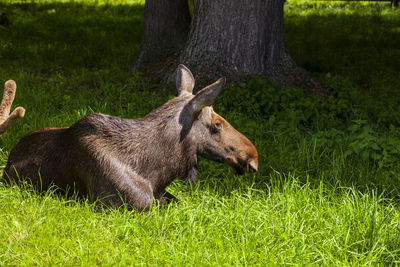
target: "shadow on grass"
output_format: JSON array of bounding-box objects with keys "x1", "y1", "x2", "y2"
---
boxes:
[
  {"x1": 285, "y1": 2, "x2": 400, "y2": 90},
  {"x1": 0, "y1": 2, "x2": 144, "y2": 75}
]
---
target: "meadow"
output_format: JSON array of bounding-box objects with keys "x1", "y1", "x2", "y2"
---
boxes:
[{"x1": 0, "y1": 0, "x2": 400, "y2": 265}]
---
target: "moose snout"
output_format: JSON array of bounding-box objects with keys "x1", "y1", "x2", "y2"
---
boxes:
[
  {"x1": 231, "y1": 148, "x2": 258, "y2": 175},
  {"x1": 242, "y1": 142, "x2": 258, "y2": 174},
  {"x1": 247, "y1": 160, "x2": 258, "y2": 173}
]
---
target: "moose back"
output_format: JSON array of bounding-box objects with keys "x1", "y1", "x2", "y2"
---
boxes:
[{"x1": 4, "y1": 65, "x2": 258, "y2": 210}]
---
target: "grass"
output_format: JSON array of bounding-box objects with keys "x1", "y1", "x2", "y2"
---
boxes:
[
  {"x1": 2, "y1": 176, "x2": 399, "y2": 265},
  {"x1": 1, "y1": 0, "x2": 400, "y2": 265}
]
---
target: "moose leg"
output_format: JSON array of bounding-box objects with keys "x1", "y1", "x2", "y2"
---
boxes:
[
  {"x1": 158, "y1": 190, "x2": 178, "y2": 206},
  {"x1": 184, "y1": 165, "x2": 198, "y2": 182},
  {"x1": 90, "y1": 160, "x2": 155, "y2": 211},
  {"x1": 113, "y1": 170, "x2": 154, "y2": 211}
]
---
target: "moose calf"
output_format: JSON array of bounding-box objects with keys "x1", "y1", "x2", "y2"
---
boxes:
[{"x1": 4, "y1": 65, "x2": 258, "y2": 210}]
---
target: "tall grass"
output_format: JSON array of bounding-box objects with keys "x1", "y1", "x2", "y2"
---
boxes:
[
  {"x1": 0, "y1": 0, "x2": 399, "y2": 265},
  {"x1": 1, "y1": 175, "x2": 399, "y2": 265}
]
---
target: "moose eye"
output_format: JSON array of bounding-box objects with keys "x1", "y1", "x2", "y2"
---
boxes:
[
  {"x1": 215, "y1": 122, "x2": 222, "y2": 128},
  {"x1": 211, "y1": 121, "x2": 223, "y2": 134}
]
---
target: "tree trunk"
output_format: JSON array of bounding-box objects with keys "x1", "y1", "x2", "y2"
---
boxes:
[
  {"x1": 180, "y1": 0, "x2": 284, "y2": 79},
  {"x1": 178, "y1": 0, "x2": 327, "y2": 96},
  {"x1": 131, "y1": 0, "x2": 191, "y2": 76},
  {"x1": 133, "y1": 0, "x2": 328, "y2": 97}
]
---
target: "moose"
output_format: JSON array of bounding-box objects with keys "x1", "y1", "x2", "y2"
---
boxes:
[{"x1": 4, "y1": 65, "x2": 258, "y2": 210}]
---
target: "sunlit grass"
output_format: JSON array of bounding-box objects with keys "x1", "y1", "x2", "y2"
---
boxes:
[
  {"x1": 287, "y1": 0, "x2": 394, "y2": 6},
  {"x1": 1, "y1": 173, "x2": 399, "y2": 265}
]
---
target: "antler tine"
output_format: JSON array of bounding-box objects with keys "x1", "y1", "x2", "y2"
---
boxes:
[{"x1": 0, "y1": 80, "x2": 25, "y2": 135}]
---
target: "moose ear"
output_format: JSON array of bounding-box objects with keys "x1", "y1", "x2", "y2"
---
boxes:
[
  {"x1": 189, "y1": 77, "x2": 226, "y2": 118},
  {"x1": 176, "y1": 64, "x2": 195, "y2": 95}
]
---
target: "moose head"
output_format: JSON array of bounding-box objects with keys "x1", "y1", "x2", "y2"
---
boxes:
[{"x1": 175, "y1": 65, "x2": 258, "y2": 176}]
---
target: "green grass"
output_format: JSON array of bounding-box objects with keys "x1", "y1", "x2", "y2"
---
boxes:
[
  {"x1": 2, "y1": 176, "x2": 399, "y2": 265},
  {"x1": 1, "y1": 0, "x2": 400, "y2": 265}
]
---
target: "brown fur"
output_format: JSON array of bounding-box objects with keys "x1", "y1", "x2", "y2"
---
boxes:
[{"x1": 4, "y1": 65, "x2": 258, "y2": 210}]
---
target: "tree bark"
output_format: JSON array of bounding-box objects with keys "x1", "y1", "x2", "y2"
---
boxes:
[
  {"x1": 178, "y1": 0, "x2": 327, "y2": 96},
  {"x1": 180, "y1": 1, "x2": 285, "y2": 80},
  {"x1": 133, "y1": 0, "x2": 329, "y2": 97},
  {"x1": 131, "y1": 0, "x2": 191, "y2": 76}
]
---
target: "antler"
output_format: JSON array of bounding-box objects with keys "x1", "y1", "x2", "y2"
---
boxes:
[{"x1": 0, "y1": 80, "x2": 25, "y2": 135}]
